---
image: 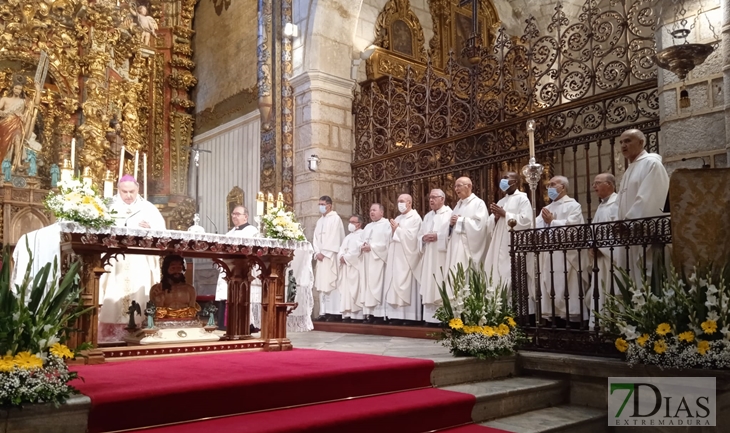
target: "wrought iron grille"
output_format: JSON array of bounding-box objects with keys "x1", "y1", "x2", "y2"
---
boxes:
[{"x1": 353, "y1": 0, "x2": 660, "y2": 219}]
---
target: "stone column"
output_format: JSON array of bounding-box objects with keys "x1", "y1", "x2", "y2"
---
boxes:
[{"x1": 724, "y1": 0, "x2": 730, "y2": 162}]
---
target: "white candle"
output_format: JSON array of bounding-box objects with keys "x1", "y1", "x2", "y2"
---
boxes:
[
  {"x1": 526, "y1": 119, "x2": 536, "y2": 160},
  {"x1": 133, "y1": 150, "x2": 139, "y2": 179},
  {"x1": 70, "y1": 138, "x2": 76, "y2": 170},
  {"x1": 143, "y1": 153, "x2": 148, "y2": 199},
  {"x1": 103, "y1": 170, "x2": 113, "y2": 198},
  {"x1": 256, "y1": 191, "x2": 264, "y2": 216},
  {"x1": 276, "y1": 192, "x2": 284, "y2": 208},
  {"x1": 118, "y1": 145, "x2": 125, "y2": 180}
]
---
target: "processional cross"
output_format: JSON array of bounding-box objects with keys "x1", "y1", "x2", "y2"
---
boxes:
[
  {"x1": 184, "y1": 145, "x2": 212, "y2": 214},
  {"x1": 458, "y1": 0, "x2": 483, "y2": 64},
  {"x1": 17, "y1": 51, "x2": 49, "y2": 170}
]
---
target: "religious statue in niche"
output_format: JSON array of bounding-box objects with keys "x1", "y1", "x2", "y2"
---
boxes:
[
  {"x1": 0, "y1": 76, "x2": 29, "y2": 169},
  {"x1": 391, "y1": 19, "x2": 413, "y2": 57},
  {"x1": 50, "y1": 163, "x2": 59, "y2": 187},
  {"x1": 129, "y1": 3, "x2": 158, "y2": 47}
]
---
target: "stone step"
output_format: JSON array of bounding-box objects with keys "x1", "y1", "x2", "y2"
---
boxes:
[
  {"x1": 430, "y1": 355, "x2": 517, "y2": 387},
  {"x1": 479, "y1": 405, "x2": 608, "y2": 433},
  {"x1": 440, "y1": 377, "x2": 569, "y2": 422}
]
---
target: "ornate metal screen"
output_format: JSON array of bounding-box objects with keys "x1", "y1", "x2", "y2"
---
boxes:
[{"x1": 353, "y1": 0, "x2": 661, "y2": 219}]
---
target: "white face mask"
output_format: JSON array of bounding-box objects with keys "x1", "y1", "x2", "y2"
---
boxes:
[
  {"x1": 319, "y1": 204, "x2": 327, "y2": 214},
  {"x1": 397, "y1": 202, "x2": 407, "y2": 213},
  {"x1": 348, "y1": 223, "x2": 356, "y2": 232}
]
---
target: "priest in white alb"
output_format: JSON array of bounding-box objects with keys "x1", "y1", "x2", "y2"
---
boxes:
[
  {"x1": 445, "y1": 176, "x2": 489, "y2": 293},
  {"x1": 415, "y1": 189, "x2": 452, "y2": 325},
  {"x1": 359, "y1": 203, "x2": 391, "y2": 322},
  {"x1": 384, "y1": 194, "x2": 422, "y2": 323},
  {"x1": 99, "y1": 175, "x2": 166, "y2": 343},
  {"x1": 313, "y1": 195, "x2": 345, "y2": 320},
  {"x1": 588, "y1": 173, "x2": 618, "y2": 327},
  {"x1": 535, "y1": 175, "x2": 588, "y2": 323},
  {"x1": 616, "y1": 129, "x2": 670, "y2": 284},
  {"x1": 338, "y1": 214, "x2": 364, "y2": 322}
]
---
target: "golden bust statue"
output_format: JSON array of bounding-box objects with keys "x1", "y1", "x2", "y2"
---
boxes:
[{"x1": 149, "y1": 255, "x2": 200, "y2": 320}]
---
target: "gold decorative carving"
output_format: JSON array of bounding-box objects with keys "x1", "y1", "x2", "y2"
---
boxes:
[
  {"x1": 171, "y1": 55, "x2": 195, "y2": 70},
  {"x1": 226, "y1": 186, "x2": 245, "y2": 231},
  {"x1": 168, "y1": 197, "x2": 197, "y2": 231},
  {"x1": 152, "y1": 53, "x2": 165, "y2": 181},
  {"x1": 170, "y1": 112, "x2": 193, "y2": 195},
  {"x1": 373, "y1": 0, "x2": 428, "y2": 63},
  {"x1": 168, "y1": 70, "x2": 198, "y2": 90}
]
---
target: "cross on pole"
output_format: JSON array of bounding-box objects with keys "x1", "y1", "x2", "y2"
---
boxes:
[
  {"x1": 183, "y1": 145, "x2": 212, "y2": 213},
  {"x1": 458, "y1": 0, "x2": 483, "y2": 64}
]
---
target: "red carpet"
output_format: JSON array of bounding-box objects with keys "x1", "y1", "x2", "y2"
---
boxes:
[
  {"x1": 72, "y1": 349, "x2": 435, "y2": 433},
  {"x1": 132, "y1": 388, "x2": 477, "y2": 433}
]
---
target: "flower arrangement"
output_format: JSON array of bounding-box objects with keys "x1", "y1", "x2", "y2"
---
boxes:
[
  {"x1": 598, "y1": 263, "x2": 730, "y2": 369},
  {"x1": 260, "y1": 206, "x2": 306, "y2": 241},
  {"x1": 44, "y1": 178, "x2": 115, "y2": 229},
  {"x1": 0, "y1": 245, "x2": 89, "y2": 406},
  {"x1": 435, "y1": 262, "x2": 524, "y2": 359}
]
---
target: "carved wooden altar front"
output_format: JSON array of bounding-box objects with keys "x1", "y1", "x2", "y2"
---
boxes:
[{"x1": 58, "y1": 223, "x2": 300, "y2": 362}]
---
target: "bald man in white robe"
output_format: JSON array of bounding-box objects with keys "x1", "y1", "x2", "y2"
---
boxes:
[
  {"x1": 416, "y1": 189, "x2": 452, "y2": 324},
  {"x1": 313, "y1": 195, "x2": 345, "y2": 320},
  {"x1": 616, "y1": 129, "x2": 670, "y2": 284},
  {"x1": 384, "y1": 194, "x2": 423, "y2": 322},
  {"x1": 445, "y1": 177, "x2": 490, "y2": 295},
  {"x1": 359, "y1": 203, "x2": 392, "y2": 321},
  {"x1": 338, "y1": 215, "x2": 364, "y2": 321},
  {"x1": 588, "y1": 173, "x2": 619, "y2": 327}
]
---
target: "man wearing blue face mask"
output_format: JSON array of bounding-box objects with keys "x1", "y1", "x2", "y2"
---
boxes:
[
  {"x1": 313, "y1": 195, "x2": 346, "y2": 321},
  {"x1": 536, "y1": 176, "x2": 588, "y2": 326}
]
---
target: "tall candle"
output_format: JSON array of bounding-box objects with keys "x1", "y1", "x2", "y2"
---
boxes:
[
  {"x1": 526, "y1": 119, "x2": 536, "y2": 160},
  {"x1": 267, "y1": 193, "x2": 274, "y2": 212},
  {"x1": 103, "y1": 170, "x2": 113, "y2": 198},
  {"x1": 143, "y1": 153, "x2": 147, "y2": 199},
  {"x1": 256, "y1": 191, "x2": 264, "y2": 216},
  {"x1": 82, "y1": 167, "x2": 92, "y2": 188},
  {"x1": 276, "y1": 192, "x2": 284, "y2": 208},
  {"x1": 70, "y1": 138, "x2": 76, "y2": 170},
  {"x1": 133, "y1": 150, "x2": 139, "y2": 179},
  {"x1": 61, "y1": 159, "x2": 73, "y2": 183},
  {"x1": 118, "y1": 145, "x2": 125, "y2": 180}
]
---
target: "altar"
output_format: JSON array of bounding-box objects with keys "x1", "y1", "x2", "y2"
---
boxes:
[{"x1": 53, "y1": 222, "x2": 309, "y2": 363}]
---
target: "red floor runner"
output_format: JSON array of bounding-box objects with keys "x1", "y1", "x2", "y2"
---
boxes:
[
  {"x1": 72, "y1": 349, "x2": 434, "y2": 433},
  {"x1": 131, "y1": 388, "x2": 476, "y2": 433}
]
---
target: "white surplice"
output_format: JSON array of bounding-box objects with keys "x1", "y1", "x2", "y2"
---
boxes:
[
  {"x1": 616, "y1": 150, "x2": 670, "y2": 284},
  {"x1": 313, "y1": 211, "x2": 345, "y2": 315},
  {"x1": 444, "y1": 193, "x2": 489, "y2": 296},
  {"x1": 12, "y1": 223, "x2": 62, "y2": 290},
  {"x1": 484, "y1": 190, "x2": 532, "y2": 286},
  {"x1": 98, "y1": 195, "x2": 166, "y2": 342},
  {"x1": 384, "y1": 209, "x2": 423, "y2": 320},
  {"x1": 535, "y1": 196, "x2": 589, "y2": 321},
  {"x1": 588, "y1": 192, "x2": 618, "y2": 326},
  {"x1": 215, "y1": 223, "x2": 259, "y2": 301},
  {"x1": 415, "y1": 205, "x2": 452, "y2": 323},
  {"x1": 358, "y1": 218, "x2": 391, "y2": 316},
  {"x1": 337, "y1": 229, "x2": 363, "y2": 319}
]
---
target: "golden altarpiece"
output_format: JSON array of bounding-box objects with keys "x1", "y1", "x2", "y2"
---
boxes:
[{"x1": 0, "y1": 0, "x2": 198, "y2": 248}]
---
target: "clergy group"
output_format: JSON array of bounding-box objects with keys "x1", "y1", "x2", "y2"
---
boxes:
[{"x1": 312, "y1": 128, "x2": 670, "y2": 325}]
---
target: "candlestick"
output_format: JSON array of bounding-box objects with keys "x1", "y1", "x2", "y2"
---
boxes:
[
  {"x1": 143, "y1": 153, "x2": 148, "y2": 199},
  {"x1": 267, "y1": 192, "x2": 274, "y2": 212},
  {"x1": 133, "y1": 150, "x2": 139, "y2": 180},
  {"x1": 82, "y1": 167, "x2": 92, "y2": 188},
  {"x1": 526, "y1": 119, "x2": 536, "y2": 160},
  {"x1": 70, "y1": 138, "x2": 76, "y2": 170},
  {"x1": 276, "y1": 192, "x2": 284, "y2": 208},
  {"x1": 118, "y1": 145, "x2": 125, "y2": 180},
  {"x1": 256, "y1": 191, "x2": 265, "y2": 216},
  {"x1": 103, "y1": 170, "x2": 113, "y2": 198},
  {"x1": 60, "y1": 159, "x2": 73, "y2": 184}
]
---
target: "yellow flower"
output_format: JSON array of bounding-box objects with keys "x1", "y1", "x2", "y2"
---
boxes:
[
  {"x1": 701, "y1": 320, "x2": 717, "y2": 335},
  {"x1": 449, "y1": 318, "x2": 464, "y2": 330},
  {"x1": 496, "y1": 324, "x2": 510, "y2": 336},
  {"x1": 656, "y1": 323, "x2": 671, "y2": 336},
  {"x1": 636, "y1": 334, "x2": 649, "y2": 347},
  {"x1": 678, "y1": 331, "x2": 695, "y2": 343},
  {"x1": 505, "y1": 317, "x2": 517, "y2": 327},
  {"x1": 615, "y1": 338, "x2": 628, "y2": 353},
  {"x1": 481, "y1": 326, "x2": 495, "y2": 337},
  {"x1": 13, "y1": 352, "x2": 43, "y2": 369},
  {"x1": 464, "y1": 326, "x2": 479, "y2": 334},
  {"x1": 0, "y1": 358, "x2": 15, "y2": 372},
  {"x1": 697, "y1": 340, "x2": 710, "y2": 355},
  {"x1": 50, "y1": 343, "x2": 74, "y2": 359},
  {"x1": 653, "y1": 340, "x2": 667, "y2": 354}
]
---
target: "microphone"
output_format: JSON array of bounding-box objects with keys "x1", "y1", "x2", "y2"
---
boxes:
[
  {"x1": 206, "y1": 215, "x2": 218, "y2": 233},
  {"x1": 124, "y1": 210, "x2": 141, "y2": 227}
]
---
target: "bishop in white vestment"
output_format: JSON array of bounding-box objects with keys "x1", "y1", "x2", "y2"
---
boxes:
[
  {"x1": 384, "y1": 194, "x2": 422, "y2": 322},
  {"x1": 536, "y1": 176, "x2": 588, "y2": 322},
  {"x1": 359, "y1": 204, "x2": 391, "y2": 319},
  {"x1": 415, "y1": 189, "x2": 452, "y2": 324},
  {"x1": 445, "y1": 177, "x2": 489, "y2": 295},
  {"x1": 338, "y1": 215, "x2": 364, "y2": 320},
  {"x1": 98, "y1": 175, "x2": 166, "y2": 342},
  {"x1": 313, "y1": 196, "x2": 345, "y2": 318},
  {"x1": 616, "y1": 129, "x2": 670, "y2": 284},
  {"x1": 588, "y1": 174, "x2": 619, "y2": 327}
]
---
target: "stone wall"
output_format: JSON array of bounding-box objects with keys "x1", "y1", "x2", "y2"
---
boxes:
[{"x1": 192, "y1": 1, "x2": 258, "y2": 135}]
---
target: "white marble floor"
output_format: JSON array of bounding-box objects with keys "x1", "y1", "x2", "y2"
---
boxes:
[{"x1": 287, "y1": 330, "x2": 453, "y2": 361}]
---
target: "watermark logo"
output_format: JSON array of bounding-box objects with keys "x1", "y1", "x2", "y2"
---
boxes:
[{"x1": 608, "y1": 377, "x2": 715, "y2": 427}]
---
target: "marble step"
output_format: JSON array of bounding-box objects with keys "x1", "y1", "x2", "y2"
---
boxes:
[
  {"x1": 479, "y1": 405, "x2": 608, "y2": 433},
  {"x1": 440, "y1": 376, "x2": 569, "y2": 422},
  {"x1": 429, "y1": 355, "x2": 517, "y2": 387}
]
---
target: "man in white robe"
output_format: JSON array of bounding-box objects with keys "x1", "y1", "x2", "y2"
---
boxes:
[
  {"x1": 215, "y1": 205, "x2": 259, "y2": 330},
  {"x1": 359, "y1": 203, "x2": 391, "y2": 322},
  {"x1": 98, "y1": 175, "x2": 166, "y2": 343},
  {"x1": 536, "y1": 176, "x2": 589, "y2": 323},
  {"x1": 588, "y1": 173, "x2": 618, "y2": 327},
  {"x1": 338, "y1": 214, "x2": 364, "y2": 321},
  {"x1": 384, "y1": 194, "x2": 422, "y2": 323},
  {"x1": 616, "y1": 129, "x2": 670, "y2": 284},
  {"x1": 445, "y1": 177, "x2": 489, "y2": 293},
  {"x1": 415, "y1": 189, "x2": 452, "y2": 325},
  {"x1": 313, "y1": 195, "x2": 345, "y2": 320}
]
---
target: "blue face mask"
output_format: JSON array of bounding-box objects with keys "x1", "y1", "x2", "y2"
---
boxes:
[
  {"x1": 319, "y1": 205, "x2": 327, "y2": 214},
  {"x1": 499, "y1": 179, "x2": 510, "y2": 192},
  {"x1": 547, "y1": 187, "x2": 560, "y2": 201}
]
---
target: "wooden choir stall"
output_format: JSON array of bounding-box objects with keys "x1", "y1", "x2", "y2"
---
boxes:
[{"x1": 57, "y1": 222, "x2": 301, "y2": 363}]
